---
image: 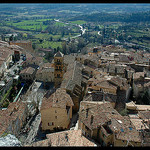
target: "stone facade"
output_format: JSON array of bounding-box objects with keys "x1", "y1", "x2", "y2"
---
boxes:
[
  {"x1": 36, "y1": 63, "x2": 54, "y2": 82},
  {"x1": 54, "y1": 51, "x2": 64, "y2": 88},
  {"x1": 40, "y1": 88, "x2": 74, "y2": 131},
  {"x1": 78, "y1": 101, "x2": 142, "y2": 147}
]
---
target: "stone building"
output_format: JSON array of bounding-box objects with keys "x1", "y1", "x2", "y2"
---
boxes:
[
  {"x1": 0, "y1": 47, "x2": 13, "y2": 76},
  {"x1": 29, "y1": 130, "x2": 98, "y2": 147},
  {"x1": 54, "y1": 51, "x2": 64, "y2": 88},
  {"x1": 20, "y1": 66, "x2": 36, "y2": 81},
  {"x1": 9, "y1": 40, "x2": 34, "y2": 53},
  {"x1": 78, "y1": 101, "x2": 142, "y2": 147},
  {"x1": 24, "y1": 56, "x2": 43, "y2": 69},
  {"x1": 36, "y1": 63, "x2": 54, "y2": 83},
  {"x1": 61, "y1": 61, "x2": 87, "y2": 112},
  {"x1": 132, "y1": 72, "x2": 145, "y2": 99},
  {"x1": 0, "y1": 101, "x2": 28, "y2": 137},
  {"x1": 40, "y1": 88, "x2": 74, "y2": 131}
]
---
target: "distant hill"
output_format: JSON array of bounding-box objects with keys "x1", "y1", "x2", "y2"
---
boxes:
[
  {"x1": 67, "y1": 11, "x2": 150, "y2": 23},
  {"x1": 0, "y1": 3, "x2": 150, "y2": 17}
]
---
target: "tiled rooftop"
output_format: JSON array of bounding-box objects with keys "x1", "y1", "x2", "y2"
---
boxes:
[
  {"x1": 61, "y1": 62, "x2": 74, "y2": 89},
  {"x1": 133, "y1": 72, "x2": 145, "y2": 80},
  {"x1": 20, "y1": 66, "x2": 35, "y2": 74},
  {"x1": 138, "y1": 111, "x2": 150, "y2": 120},
  {"x1": 54, "y1": 51, "x2": 64, "y2": 57},
  {"x1": 79, "y1": 101, "x2": 118, "y2": 130},
  {"x1": 109, "y1": 117, "x2": 141, "y2": 142},
  {"x1": 79, "y1": 101, "x2": 141, "y2": 142},
  {"x1": 66, "y1": 61, "x2": 83, "y2": 91},
  {"x1": 41, "y1": 88, "x2": 74, "y2": 110},
  {"x1": 0, "y1": 47, "x2": 13, "y2": 61},
  {"x1": 84, "y1": 92, "x2": 117, "y2": 103},
  {"x1": 0, "y1": 101, "x2": 27, "y2": 136},
  {"x1": 26, "y1": 56, "x2": 43, "y2": 64},
  {"x1": 130, "y1": 118, "x2": 149, "y2": 130},
  {"x1": 29, "y1": 130, "x2": 97, "y2": 146},
  {"x1": 126, "y1": 101, "x2": 150, "y2": 111},
  {"x1": 108, "y1": 76, "x2": 130, "y2": 91}
]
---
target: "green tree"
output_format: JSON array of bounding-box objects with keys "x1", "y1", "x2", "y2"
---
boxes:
[
  {"x1": 9, "y1": 35, "x2": 13, "y2": 41},
  {"x1": 32, "y1": 43, "x2": 36, "y2": 50},
  {"x1": 119, "y1": 108, "x2": 129, "y2": 116},
  {"x1": 49, "y1": 36, "x2": 53, "y2": 41},
  {"x1": 61, "y1": 41, "x2": 67, "y2": 55},
  {"x1": 77, "y1": 37, "x2": 86, "y2": 49},
  {"x1": 14, "y1": 36, "x2": 17, "y2": 41},
  {"x1": 54, "y1": 48, "x2": 57, "y2": 54},
  {"x1": 57, "y1": 46, "x2": 60, "y2": 52},
  {"x1": 39, "y1": 39, "x2": 43, "y2": 43}
]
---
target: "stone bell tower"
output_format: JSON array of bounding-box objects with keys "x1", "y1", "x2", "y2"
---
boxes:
[{"x1": 54, "y1": 51, "x2": 64, "y2": 88}]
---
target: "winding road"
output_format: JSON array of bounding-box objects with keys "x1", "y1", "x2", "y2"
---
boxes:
[
  {"x1": 54, "y1": 19, "x2": 86, "y2": 40},
  {"x1": 98, "y1": 31, "x2": 102, "y2": 36},
  {"x1": 54, "y1": 19, "x2": 103, "y2": 39}
]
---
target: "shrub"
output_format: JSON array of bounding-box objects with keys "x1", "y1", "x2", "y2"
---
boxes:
[{"x1": 119, "y1": 108, "x2": 129, "y2": 116}]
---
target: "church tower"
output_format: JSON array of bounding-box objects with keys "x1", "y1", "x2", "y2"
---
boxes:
[{"x1": 54, "y1": 51, "x2": 64, "y2": 88}]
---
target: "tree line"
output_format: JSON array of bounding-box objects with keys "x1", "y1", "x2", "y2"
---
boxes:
[{"x1": 68, "y1": 11, "x2": 150, "y2": 23}]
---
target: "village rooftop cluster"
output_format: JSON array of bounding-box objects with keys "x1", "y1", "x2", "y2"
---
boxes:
[{"x1": 0, "y1": 39, "x2": 150, "y2": 147}]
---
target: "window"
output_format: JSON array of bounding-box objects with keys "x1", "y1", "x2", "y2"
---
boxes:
[
  {"x1": 57, "y1": 59, "x2": 60, "y2": 62},
  {"x1": 55, "y1": 116, "x2": 57, "y2": 119},
  {"x1": 86, "y1": 109, "x2": 89, "y2": 118},
  {"x1": 57, "y1": 74, "x2": 60, "y2": 78},
  {"x1": 66, "y1": 106, "x2": 70, "y2": 114},
  {"x1": 55, "y1": 110, "x2": 57, "y2": 113},
  {"x1": 48, "y1": 122, "x2": 54, "y2": 126}
]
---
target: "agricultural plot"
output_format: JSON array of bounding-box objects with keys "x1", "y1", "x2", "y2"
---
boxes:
[
  {"x1": 55, "y1": 22, "x2": 68, "y2": 27},
  {"x1": 38, "y1": 41, "x2": 62, "y2": 49},
  {"x1": 5, "y1": 19, "x2": 52, "y2": 31},
  {"x1": 70, "y1": 20, "x2": 87, "y2": 25},
  {"x1": 34, "y1": 33, "x2": 61, "y2": 40}
]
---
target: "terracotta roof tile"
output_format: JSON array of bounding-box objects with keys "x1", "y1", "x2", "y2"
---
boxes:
[
  {"x1": 0, "y1": 101, "x2": 27, "y2": 136},
  {"x1": 30, "y1": 130, "x2": 97, "y2": 146},
  {"x1": 133, "y1": 72, "x2": 145, "y2": 80},
  {"x1": 20, "y1": 66, "x2": 35, "y2": 74},
  {"x1": 41, "y1": 88, "x2": 74, "y2": 110}
]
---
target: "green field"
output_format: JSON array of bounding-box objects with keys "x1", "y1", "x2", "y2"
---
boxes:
[
  {"x1": 34, "y1": 33, "x2": 61, "y2": 39},
  {"x1": 70, "y1": 20, "x2": 86, "y2": 25},
  {"x1": 5, "y1": 19, "x2": 52, "y2": 31},
  {"x1": 38, "y1": 41, "x2": 62, "y2": 49},
  {"x1": 98, "y1": 25, "x2": 104, "y2": 29},
  {"x1": 55, "y1": 22, "x2": 68, "y2": 27}
]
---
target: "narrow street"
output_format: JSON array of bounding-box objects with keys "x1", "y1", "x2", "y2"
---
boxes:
[
  {"x1": 23, "y1": 113, "x2": 41, "y2": 145},
  {"x1": 69, "y1": 112, "x2": 79, "y2": 130},
  {"x1": 18, "y1": 82, "x2": 46, "y2": 145},
  {"x1": 18, "y1": 81, "x2": 56, "y2": 146},
  {"x1": 17, "y1": 80, "x2": 80, "y2": 146}
]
